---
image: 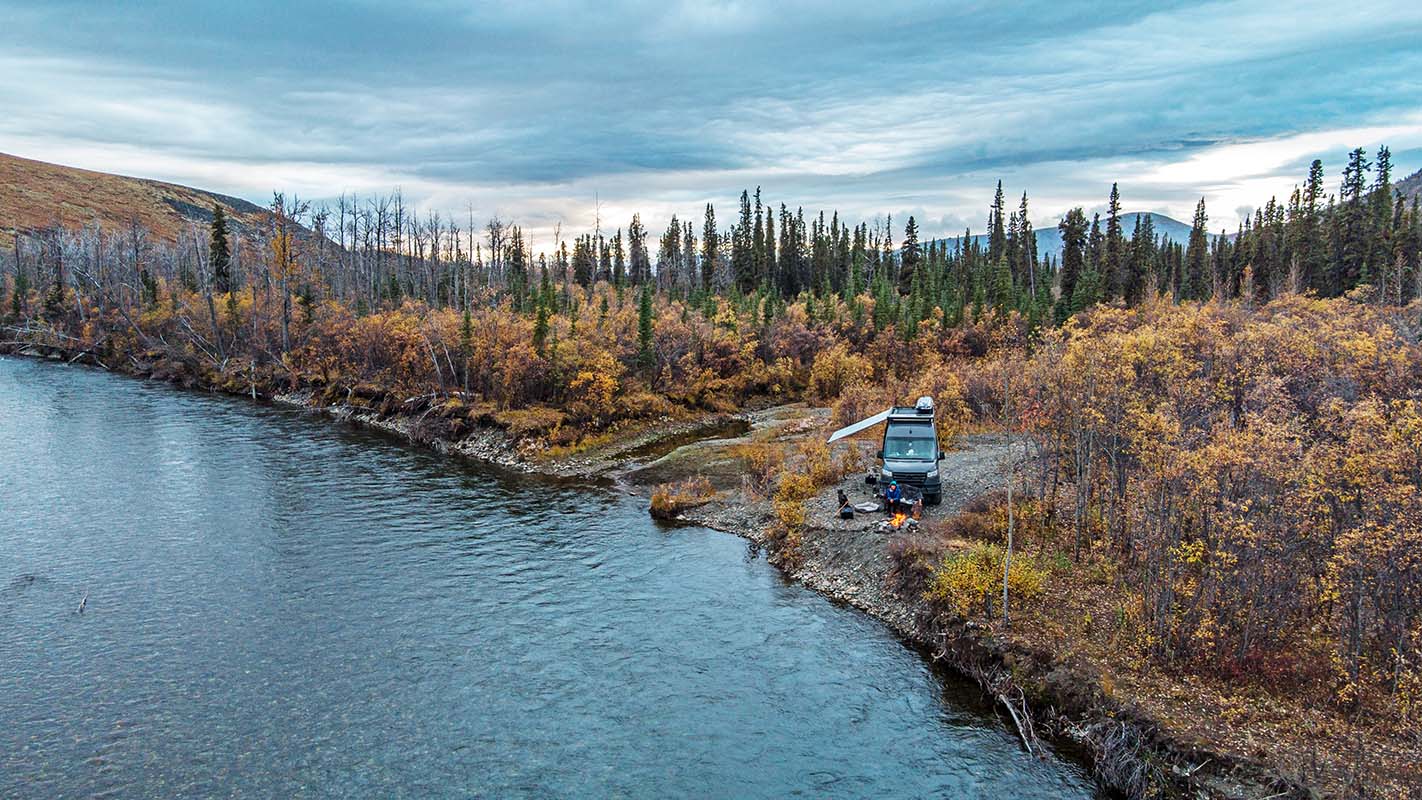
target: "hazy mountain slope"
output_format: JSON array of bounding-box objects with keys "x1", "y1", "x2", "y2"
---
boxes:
[
  {"x1": 1398, "y1": 167, "x2": 1422, "y2": 205},
  {"x1": 0, "y1": 152, "x2": 284, "y2": 247},
  {"x1": 931, "y1": 211, "x2": 1197, "y2": 260}
]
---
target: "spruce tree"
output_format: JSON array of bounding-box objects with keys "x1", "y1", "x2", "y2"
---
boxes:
[
  {"x1": 700, "y1": 204, "x2": 717, "y2": 293},
  {"x1": 210, "y1": 204, "x2": 232, "y2": 294},
  {"x1": 1337, "y1": 147, "x2": 1371, "y2": 293},
  {"x1": 1104, "y1": 183, "x2": 1123, "y2": 299},
  {"x1": 1070, "y1": 267, "x2": 1102, "y2": 316},
  {"x1": 44, "y1": 252, "x2": 65, "y2": 319},
  {"x1": 899, "y1": 216, "x2": 921, "y2": 292},
  {"x1": 1055, "y1": 208, "x2": 1088, "y2": 323},
  {"x1": 612, "y1": 229, "x2": 626, "y2": 287},
  {"x1": 1017, "y1": 192, "x2": 1037, "y2": 296},
  {"x1": 1301, "y1": 159, "x2": 1326, "y2": 293},
  {"x1": 1183, "y1": 197, "x2": 1211, "y2": 301},
  {"x1": 10, "y1": 266, "x2": 27, "y2": 318},
  {"x1": 1127, "y1": 212, "x2": 1155, "y2": 304},
  {"x1": 988, "y1": 256, "x2": 1013, "y2": 315},
  {"x1": 763, "y1": 211, "x2": 777, "y2": 294},
  {"x1": 752, "y1": 188, "x2": 765, "y2": 286},
  {"x1": 733, "y1": 190, "x2": 755, "y2": 292},
  {"x1": 656, "y1": 216, "x2": 682, "y2": 293},
  {"x1": 636, "y1": 283, "x2": 654, "y2": 372},
  {"x1": 571, "y1": 235, "x2": 595, "y2": 289},
  {"x1": 628, "y1": 215, "x2": 650, "y2": 285},
  {"x1": 597, "y1": 234, "x2": 613, "y2": 284},
  {"x1": 1368, "y1": 145, "x2": 1395, "y2": 294},
  {"x1": 988, "y1": 181, "x2": 1006, "y2": 264}
]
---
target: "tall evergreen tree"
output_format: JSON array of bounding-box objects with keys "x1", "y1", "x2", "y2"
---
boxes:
[
  {"x1": 571, "y1": 234, "x2": 595, "y2": 289},
  {"x1": 1368, "y1": 145, "x2": 1395, "y2": 294},
  {"x1": 628, "y1": 214, "x2": 650, "y2": 285},
  {"x1": 611, "y1": 229, "x2": 626, "y2": 287},
  {"x1": 656, "y1": 216, "x2": 683, "y2": 293},
  {"x1": 732, "y1": 190, "x2": 755, "y2": 292},
  {"x1": 1336, "y1": 147, "x2": 1371, "y2": 293},
  {"x1": 1104, "y1": 183, "x2": 1124, "y2": 300},
  {"x1": 1183, "y1": 198, "x2": 1211, "y2": 301},
  {"x1": 751, "y1": 188, "x2": 766, "y2": 287},
  {"x1": 987, "y1": 256, "x2": 1013, "y2": 315},
  {"x1": 636, "y1": 283, "x2": 654, "y2": 372},
  {"x1": 209, "y1": 204, "x2": 232, "y2": 294},
  {"x1": 988, "y1": 181, "x2": 1006, "y2": 264},
  {"x1": 700, "y1": 204, "x2": 717, "y2": 293},
  {"x1": 899, "y1": 215, "x2": 921, "y2": 292},
  {"x1": 1017, "y1": 192, "x2": 1037, "y2": 297},
  {"x1": 1126, "y1": 211, "x2": 1155, "y2": 304},
  {"x1": 1301, "y1": 159, "x2": 1326, "y2": 292},
  {"x1": 1055, "y1": 208, "x2": 1088, "y2": 323},
  {"x1": 763, "y1": 210, "x2": 777, "y2": 294}
]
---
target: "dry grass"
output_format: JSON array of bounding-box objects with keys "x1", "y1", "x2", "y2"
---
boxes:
[
  {"x1": 648, "y1": 476, "x2": 719, "y2": 520},
  {"x1": 0, "y1": 151, "x2": 281, "y2": 247}
]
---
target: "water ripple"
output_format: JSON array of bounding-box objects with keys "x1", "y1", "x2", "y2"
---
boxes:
[{"x1": 0, "y1": 357, "x2": 1098, "y2": 799}]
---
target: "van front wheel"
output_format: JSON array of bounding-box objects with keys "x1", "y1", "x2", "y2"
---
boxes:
[{"x1": 926, "y1": 492, "x2": 941, "y2": 506}]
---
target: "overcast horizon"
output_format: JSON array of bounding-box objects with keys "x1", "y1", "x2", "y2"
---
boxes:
[{"x1": 3, "y1": 0, "x2": 1421, "y2": 247}]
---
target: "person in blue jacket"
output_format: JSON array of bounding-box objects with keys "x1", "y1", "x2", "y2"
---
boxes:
[{"x1": 885, "y1": 480, "x2": 903, "y2": 514}]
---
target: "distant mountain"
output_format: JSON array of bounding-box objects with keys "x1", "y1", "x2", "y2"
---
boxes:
[
  {"x1": 931, "y1": 212, "x2": 1197, "y2": 260},
  {"x1": 1398, "y1": 167, "x2": 1422, "y2": 205},
  {"x1": 0, "y1": 152, "x2": 299, "y2": 248}
]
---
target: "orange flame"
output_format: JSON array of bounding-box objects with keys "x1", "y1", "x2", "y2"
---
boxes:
[{"x1": 889, "y1": 512, "x2": 908, "y2": 528}]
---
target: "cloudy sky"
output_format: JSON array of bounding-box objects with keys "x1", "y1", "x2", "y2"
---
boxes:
[{"x1": 2, "y1": 0, "x2": 1421, "y2": 246}]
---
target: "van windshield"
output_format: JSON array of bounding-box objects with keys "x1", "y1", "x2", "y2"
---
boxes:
[{"x1": 883, "y1": 436, "x2": 936, "y2": 460}]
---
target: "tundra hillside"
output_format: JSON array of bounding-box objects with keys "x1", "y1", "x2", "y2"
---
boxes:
[{"x1": 3, "y1": 148, "x2": 1420, "y2": 798}]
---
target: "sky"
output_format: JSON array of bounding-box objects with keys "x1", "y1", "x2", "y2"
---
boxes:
[{"x1": 2, "y1": 0, "x2": 1421, "y2": 248}]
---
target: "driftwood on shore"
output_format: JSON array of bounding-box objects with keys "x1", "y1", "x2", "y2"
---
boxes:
[{"x1": 934, "y1": 632, "x2": 1043, "y2": 757}]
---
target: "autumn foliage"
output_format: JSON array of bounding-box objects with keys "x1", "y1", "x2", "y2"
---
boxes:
[{"x1": 1010, "y1": 295, "x2": 1422, "y2": 725}]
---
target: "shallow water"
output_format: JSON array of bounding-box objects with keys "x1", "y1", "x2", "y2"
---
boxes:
[{"x1": 0, "y1": 356, "x2": 1098, "y2": 798}]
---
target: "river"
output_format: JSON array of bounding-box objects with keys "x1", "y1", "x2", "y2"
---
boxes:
[{"x1": 0, "y1": 356, "x2": 1098, "y2": 798}]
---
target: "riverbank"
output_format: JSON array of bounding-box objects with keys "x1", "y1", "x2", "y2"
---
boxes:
[
  {"x1": 3, "y1": 342, "x2": 1410, "y2": 799},
  {"x1": 641, "y1": 421, "x2": 1312, "y2": 799},
  {"x1": 643, "y1": 412, "x2": 1417, "y2": 799}
]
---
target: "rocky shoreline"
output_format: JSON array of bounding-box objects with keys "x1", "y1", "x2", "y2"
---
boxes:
[{"x1": 2, "y1": 342, "x2": 1315, "y2": 799}]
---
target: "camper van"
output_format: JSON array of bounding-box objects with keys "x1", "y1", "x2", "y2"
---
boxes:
[
  {"x1": 876, "y1": 397, "x2": 943, "y2": 505},
  {"x1": 828, "y1": 396, "x2": 944, "y2": 506}
]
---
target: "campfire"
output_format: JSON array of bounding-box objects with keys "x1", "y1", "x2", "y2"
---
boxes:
[{"x1": 877, "y1": 511, "x2": 916, "y2": 534}]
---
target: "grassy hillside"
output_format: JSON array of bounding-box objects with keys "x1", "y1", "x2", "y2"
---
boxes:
[{"x1": 0, "y1": 152, "x2": 281, "y2": 248}]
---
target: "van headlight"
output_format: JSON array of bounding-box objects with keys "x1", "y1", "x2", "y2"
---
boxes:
[
  {"x1": 926, "y1": 468, "x2": 939, "y2": 479},
  {"x1": 880, "y1": 468, "x2": 893, "y2": 480}
]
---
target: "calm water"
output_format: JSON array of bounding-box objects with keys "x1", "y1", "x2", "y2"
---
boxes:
[{"x1": 0, "y1": 357, "x2": 1097, "y2": 799}]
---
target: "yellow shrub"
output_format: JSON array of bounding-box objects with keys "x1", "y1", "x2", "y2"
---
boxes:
[
  {"x1": 775, "y1": 472, "x2": 817, "y2": 504},
  {"x1": 909, "y1": 362, "x2": 972, "y2": 450},
  {"x1": 737, "y1": 442, "x2": 785, "y2": 496},
  {"x1": 796, "y1": 439, "x2": 839, "y2": 488},
  {"x1": 773, "y1": 497, "x2": 807, "y2": 531},
  {"x1": 809, "y1": 342, "x2": 871, "y2": 401},
  {"x1": 925, "y1": 542, "x2": 1046, "y2": 618}
]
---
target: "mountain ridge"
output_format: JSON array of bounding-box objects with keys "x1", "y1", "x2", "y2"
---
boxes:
[
  {"x1": 930, "y1": 211, "x2": 1198, "y2": 260},
  {"x1": 0, "y1": 152, "x2": 291, "y2": 248}
]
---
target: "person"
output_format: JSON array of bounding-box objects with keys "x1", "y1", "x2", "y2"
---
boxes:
[
  {"x1": 837, "y1": 489, "x2": 853, "y2": 519},
  {"x1": 884, "y1": 480, "x2": 903, "y2": 514}
]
